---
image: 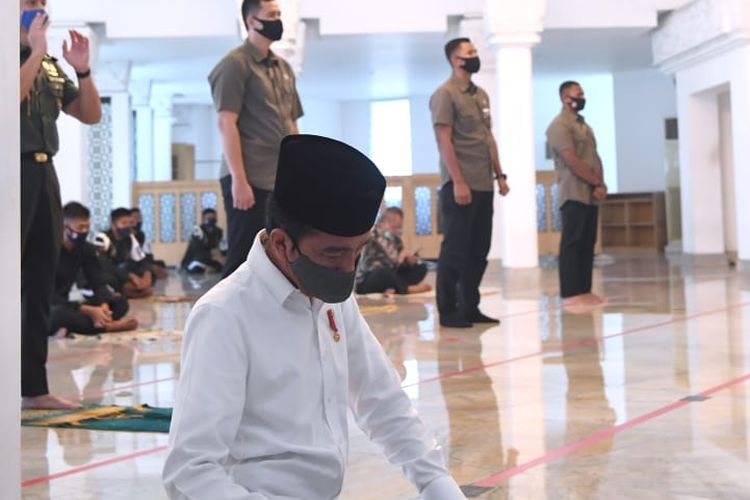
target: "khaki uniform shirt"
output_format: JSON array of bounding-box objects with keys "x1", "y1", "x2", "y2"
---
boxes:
[
  {"x1": 208, "y1": 41, "x2": 304, "y2": 191},
  {"x1": 20, "y1": 46, "x2": 80, "y2": 156},
  {"x1": 429, "y1": 76, "x2": 495, "y2": 192},
  {"x1": 546, "y1": 108, "x2": 603, "y2": 207}
]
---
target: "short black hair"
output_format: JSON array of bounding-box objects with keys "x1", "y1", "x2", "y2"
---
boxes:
[
  {"x1": 202, "y1": 208, "x2": 217, "y2": 217},
  {"x1": 559, "y1": 81, "x2": 581, "y2": 98},
  {"x1": 444, "y1": 37, "x2": 471, "y2": 62},
  {"x1": 130, "y1": 207, "x2": 141, "y2": 214},
  {"x1": 63, "y1": 201, "x2": 90, "y2": 221},
  {"x1": 110, "y1": 207, "x2": 132, "y2": 224},
  {"x1": 241, "y1": 0, "x2": 272, "y2": 28},
  {"x1": 265, "y1": 193, "x2": 315, "y2": 243}
]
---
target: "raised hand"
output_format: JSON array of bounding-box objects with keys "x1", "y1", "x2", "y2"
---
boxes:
[
  {"x1": 27, "y1": 13, "x2": 49, "y2": 55},
  {"x1": 62, "y1": 29, "x2": 90, "y2": 73}
]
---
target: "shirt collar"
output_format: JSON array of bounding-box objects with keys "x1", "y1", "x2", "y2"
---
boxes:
[
  {"x1": 449, "y1": 75, "x2": 476, "y2": 95},
  {"x1": 562, "y1": 106, "x2": 585, "y2": 123},
  {"x1": 244, "y1": 39, "x2": 278, "y2": 65},
  {"x1": 247, "y1": 231, "x2": 299, "y2": 306}
]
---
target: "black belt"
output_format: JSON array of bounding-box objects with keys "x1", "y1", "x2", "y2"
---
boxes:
[{"x1": 21, "y1": 152, "x2": 52, "y2": 163}]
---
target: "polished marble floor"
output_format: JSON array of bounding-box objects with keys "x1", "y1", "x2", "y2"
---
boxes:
[{"x1": 20, "y1": 254, "x2": 750, "y2": 499}]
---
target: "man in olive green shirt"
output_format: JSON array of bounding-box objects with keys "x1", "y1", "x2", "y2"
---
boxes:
[
  {"x1": 546, "y1": 81, "x2": 607, "y2": 306},
  {"x1": 20, "y1": 0, "x2": 102, "y2": 409},
  {"x1": 429, "y1": 38, "x2": 510, "y2": 329},
  {"x1": 209, "y1": 0, "x2": 303, "y2": 278}
]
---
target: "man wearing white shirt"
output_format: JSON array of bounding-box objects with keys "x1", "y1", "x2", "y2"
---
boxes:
[{"x1": 163, "y1": 135, "x2": 465, "y2": 499}]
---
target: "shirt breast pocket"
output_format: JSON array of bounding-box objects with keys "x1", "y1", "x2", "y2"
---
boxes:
[
  {"x1": 45, "y1": 78, "x2": 66, "y2": 114},
  {"x1": 456, "y1": 108, "x2": 481, "y2": 134}
]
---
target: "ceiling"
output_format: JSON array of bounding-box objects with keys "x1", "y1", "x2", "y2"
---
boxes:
[{"x1": 99, "y1": 25, "x2": 659, "y2": 105}]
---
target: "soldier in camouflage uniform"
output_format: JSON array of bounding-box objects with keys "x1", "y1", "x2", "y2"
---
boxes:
[{"x1": 20, "y1": 0, "x2": 102, "y2": 409}]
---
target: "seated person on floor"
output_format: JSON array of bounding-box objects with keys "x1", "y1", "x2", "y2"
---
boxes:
[
  {"x1": 95, "y1": 207, "x2": 154, "y2": 298},
  {"x1": 181, "y1": 208, "x2": 226, "y2": 274},
  {"x1": 49, "y1": 202, "x2": 139, "y2": 337},
  {"x1": 131, "y1": 207, "x2": 169, "y2": 280},
  {"x1": 356, "y1": 206, "x2": 432, "y2": 295}
]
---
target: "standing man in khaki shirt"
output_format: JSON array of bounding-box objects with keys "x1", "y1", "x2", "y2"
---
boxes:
[
  {"x1": 546, "y1": 81, "x2": 607, "y2": 306},
  {"x1": 429, "y1": 38, "x2": 510, "y2": 329},
  {"x1": 209, "y1": 0, "x2": 303, "y2": 277}
]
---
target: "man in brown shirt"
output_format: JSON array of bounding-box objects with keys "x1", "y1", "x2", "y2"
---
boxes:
[
  {"x1": 209, "y1": 0, "x2": 303, "y2": 277},
  {"x1": 546, "y1": 81, "x2": 607, "y2": 306},
  {"x1": 430, "y1": 38, "x2": 510, "y2": 328}
]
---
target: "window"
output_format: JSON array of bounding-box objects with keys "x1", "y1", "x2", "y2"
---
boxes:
[{"x1": 370, "y1": 99, "x2": 412, "y2": 177}]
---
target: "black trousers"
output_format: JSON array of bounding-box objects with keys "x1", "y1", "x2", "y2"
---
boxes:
[
  {"x1": 49, "y1": 295, "x2": 129, "y2": 336},
  {"x1": 220, "y1": 175, "x2": 270, "y2": 278},
  {"x1": 559, "y1": 201, "x2": 598, "y2": 298},
  {"x1": 436, "y1": 183, "x2": 494, "y2": 318},
  {"x1": 21, "y1": 158, "x2": 62, "y2": 397},
  {"x1": 356, "y1": 263, "x2": 428, "y2": 295}
]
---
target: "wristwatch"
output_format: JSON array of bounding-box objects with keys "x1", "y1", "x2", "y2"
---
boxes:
[{"x1": 494, "y1": 173, "x2": 508, "y2": 181}]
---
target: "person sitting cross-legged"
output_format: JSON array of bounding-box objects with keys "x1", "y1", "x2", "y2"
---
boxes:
[
  {"x1": 49, "y1": 202, "x2": 138, "y2": 337},
  {"x1": 355, "y1": 206, "x2": 432, "y2": 295}
]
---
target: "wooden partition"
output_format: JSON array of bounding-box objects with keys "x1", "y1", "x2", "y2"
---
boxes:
[
  {"x1": 132, "y1": 172, "x2": 599, "y2": 266},
  {"x1": 132, "y1": 180, "x2": 225, "y2": 266}
]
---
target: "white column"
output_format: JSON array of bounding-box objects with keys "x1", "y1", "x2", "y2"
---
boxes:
[
  {"x1": 730, "y1": 46, "x2": 750, "y2": 262},
  {"x1": 47, "y1": 23, "x2": 98, "y2": 205},
  {"x1": 1, "y1": 1, "x2": 20, "y2": 498},
  {"x1": 97, "y1": 62, "x2": 133, "y2": 208},
  {"x1": 491, "y1": 41, "x2": 540, "y2": 268},
  {"x1": 152, "y1": 95, "x2": 174, "y2": 181},
  {"x1": 132, "y1": 81, "x2": 154, "y2": 182},
  {"x1": 675, "y1": 80, "x2": 725, "y2": 255},
  {"x1": 483, "y1": 0, "x2": 544, "y2": 269}
]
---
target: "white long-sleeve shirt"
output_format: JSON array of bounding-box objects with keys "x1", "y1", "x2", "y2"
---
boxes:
[{"x1": 163, "y1": 234, "x2": 465, "y2": 500}]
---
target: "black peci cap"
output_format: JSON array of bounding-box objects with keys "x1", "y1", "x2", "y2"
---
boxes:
[{"x1": 274, "y1": 135, "x2": 386, "y2": 237}]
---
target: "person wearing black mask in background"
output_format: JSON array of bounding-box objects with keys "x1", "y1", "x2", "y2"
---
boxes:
[
  {"x1": 429, "y1": 38, "x2": 510, "y2": 329},
  {"x1": 209, "y1": 0, "x2": 304, "y2": 279},
  {"x1": 97, "y1": 207, "x2": 153, "y2": 298},
  {"x1": 20, "y1": 0, "x2": 102, "y2": 409},
  {"x1": 546, "y1": 81, "x2": 607, "y2": 307},
  {"x1": 181, "y1": 208, "x2": 226, "y2": 274},
  {"x1": 49, "y1": 202, "x2": 138, "y2": 337}
]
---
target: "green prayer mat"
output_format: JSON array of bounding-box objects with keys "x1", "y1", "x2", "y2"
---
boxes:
[{"x1": 22, "y1": 404, "x2": 172, "y2": 433}]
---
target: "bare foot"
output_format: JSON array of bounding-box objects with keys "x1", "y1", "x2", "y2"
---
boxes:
[
  {"x1": 104, "y1": 317, "x2": 139, "y2": 333},
  {"x1": 407, "y1": 283, "x2": 432, "y2": 294},
  {"x1": 52, "y1": 327, "x2": 69, "y2": 339},
  {"x1": 582, "y1": 293, "x2": 606, "y2": 305},
  {"x1": 22, "y1": 394, "x2": 82, "y2": 410},
  {"x1": 562, "y1": 295, "x2": 587, "y2": 306}
]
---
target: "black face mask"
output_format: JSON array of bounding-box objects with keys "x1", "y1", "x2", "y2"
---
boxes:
[
  {"x1": 253, "y1": 16, "x2": 283, "y2": 41},
  {"x1": 115, "y1": 227, "x2": 132, "y2": 239},
  {"x1": 205, "y1": 219, "x2": 218, "y2": 227},
  {"x1": 570, "y1": 97, "x2": 586, "y2": 111},
  {"x1": 134, "y1": 222, "x2": 143, "y2": 232},
  {"x1": 65, "y1": 227, "x2": 88, "y2": 248},
  {"x1": 459, "y1": 56, "x2": 481, "y2": 74}
]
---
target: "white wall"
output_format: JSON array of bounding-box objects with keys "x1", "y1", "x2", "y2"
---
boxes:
[
  {"x1": 340, "y1": 100, "x2": 372, "y2": 158},
  {"x1": 533, "y1": 73, "x2": 619, "y2": 191},
  {"x1": 410, "y1": 95, "x2": 440, "y2": 175},
  {"x1": 300, "y1": 96, "x2": 440, "y2": 175},
  {"x1": 613, "y1": 68, "x2": 676, "y2": 193},
  {"x1": 297, "y1": 98, "x2": 344, "y2": 140},
  {"x1": 673, "y1": 44, "x2": 750, "y2": 259},
  {"x1": 172, "y1": 104, "x2": 223, "y2": 180},
  {"x1": 1, "y1": 1, "x2": 21, "y2": 498}
]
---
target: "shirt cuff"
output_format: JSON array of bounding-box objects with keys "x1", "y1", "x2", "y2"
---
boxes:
[{"x1": 421, "y1": 476, "x2": 466, "y2": 499}]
